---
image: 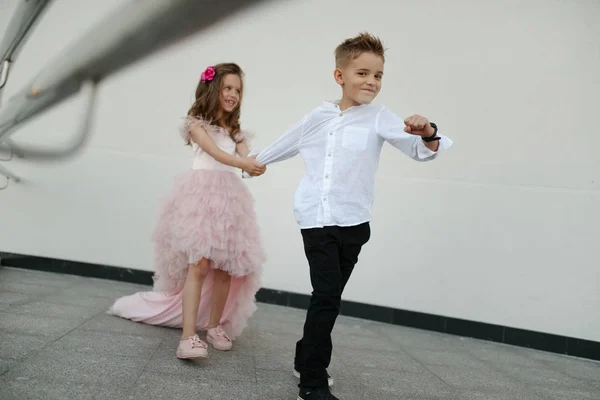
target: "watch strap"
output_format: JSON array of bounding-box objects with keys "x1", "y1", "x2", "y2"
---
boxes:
[{"x1": 422, "y1": 122, "x2": 440, "y2": 142}]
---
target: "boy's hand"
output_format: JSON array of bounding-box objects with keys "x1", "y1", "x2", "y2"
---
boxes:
[{"x1": 404, "y1": 114, "x2": 436, "y2": 137}]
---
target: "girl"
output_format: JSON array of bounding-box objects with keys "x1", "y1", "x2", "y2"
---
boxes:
[{"x1": 109, "y1": 62, "x2": 266, "y2": 359}]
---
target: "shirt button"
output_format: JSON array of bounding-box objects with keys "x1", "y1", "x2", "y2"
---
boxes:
[
  {"x1": 339, "y1": 113, "x2": 343, "y2": 117},
  {"x1": 325, "y1": 175, "x2": 329, "y2": 179},
  {"x1": 328, "y1": 153, "x2": 332, "y2": 157},
  {"x1": 323, "y1": 197, "x2": 327, "y2": 201},
  {"x1": 329, "y1": 132, "x2": 333, "y2": 135}
]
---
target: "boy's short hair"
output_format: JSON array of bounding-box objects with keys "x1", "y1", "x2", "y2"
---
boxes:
[{"x1": 334, "y1": 32, "x2": 385, "y2": 68}]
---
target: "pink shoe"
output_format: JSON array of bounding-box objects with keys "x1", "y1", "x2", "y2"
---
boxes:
[
  {"x1": 176, "y1": 334, "x2": 208, "y2": 359},
  {"x1": 206, "y1": 326, "x2": 233, "y2": 351}
]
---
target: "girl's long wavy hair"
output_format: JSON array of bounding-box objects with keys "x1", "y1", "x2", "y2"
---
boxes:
[{"x1": 186, "y1": 62, "x2": 244, "y2": 145}]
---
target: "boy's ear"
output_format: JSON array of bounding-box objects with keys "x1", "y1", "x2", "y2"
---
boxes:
[{"x1": 333, "y1": 68, "x2": 344, "y2": 86}]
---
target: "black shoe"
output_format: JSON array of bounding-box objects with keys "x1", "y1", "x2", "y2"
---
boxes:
[
  {"x1": 293, "y1": 368, "x2": 334, "y2": 387},
  {"x1": 297, "y1": 388, "x2": 339, "y2": 400}
]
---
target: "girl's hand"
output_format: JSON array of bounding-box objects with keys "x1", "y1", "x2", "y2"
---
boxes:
[{"x1": 241, "y1": 156, "x2": 266, "y2": 176}]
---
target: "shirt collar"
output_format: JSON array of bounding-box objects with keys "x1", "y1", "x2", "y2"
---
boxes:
[{"x1": 322, "y1": 99, "x2": 369, "y2": 112}]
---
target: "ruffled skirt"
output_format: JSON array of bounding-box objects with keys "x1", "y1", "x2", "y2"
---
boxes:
[{"x1": 108, "y1": 169, "x2": 265, "y2": 339}]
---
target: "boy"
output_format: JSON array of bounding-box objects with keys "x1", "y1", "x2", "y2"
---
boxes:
[{"x1": 246, "y1": 32, "x2": 453, "y2": 400}]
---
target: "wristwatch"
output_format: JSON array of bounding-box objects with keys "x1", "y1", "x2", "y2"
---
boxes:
[{"x1": 422, "y1": 122, "x2": 440, "y2": 142}]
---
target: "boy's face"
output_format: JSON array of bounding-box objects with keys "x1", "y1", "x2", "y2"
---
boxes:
[{"x1": 334, "y1": 52, "x2": 384, "y2": 106}]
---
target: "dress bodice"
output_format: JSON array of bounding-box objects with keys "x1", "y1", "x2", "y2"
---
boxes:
[
  {"x1": 191, "y1": 129, "x2": 237, "y2": 172},
  {"x1": 180, "y1": 115, "x2": 251, "y2": 173}
]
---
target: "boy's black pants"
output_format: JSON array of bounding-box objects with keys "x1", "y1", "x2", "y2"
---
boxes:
[{"x1": 294, "y1": 222, "x2": 371, "y2": 390}]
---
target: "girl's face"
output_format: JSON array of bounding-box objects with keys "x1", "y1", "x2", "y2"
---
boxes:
[{"x1": 220, "y1": 74, "x2": 242, "y2": 114}]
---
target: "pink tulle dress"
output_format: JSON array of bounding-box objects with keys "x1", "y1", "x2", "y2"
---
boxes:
[{"x1": 108, "y1": 116, "x2": 265, "y2": 339}]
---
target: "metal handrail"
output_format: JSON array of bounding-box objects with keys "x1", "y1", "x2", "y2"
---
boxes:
[
  {"x1": 0, "y1": 0, "x2": 268, "y2": 188},
  {"x1": 0, "y1": 0, "x2": 269, "y2": 159},
  {"x1": 5, "y1": 79, "x2": 98, "y2": 161},
  {"x1": 0, "y1": 0, "x2": 52, "y2": 90},
  {"x1": 0, "y1": 0, "x2": 53, "y2": 185},
  {"x1": 0, "y1": 60, "x2": 10, "y2": 89}
]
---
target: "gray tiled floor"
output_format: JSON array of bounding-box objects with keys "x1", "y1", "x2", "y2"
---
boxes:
[{"x1": 0, "y1": 266, "x2": 599, "y2": 399}]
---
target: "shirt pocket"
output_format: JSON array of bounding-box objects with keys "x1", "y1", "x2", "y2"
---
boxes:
[{"x1": 341, "y1": 127, "x2": 369, "y2": 151}]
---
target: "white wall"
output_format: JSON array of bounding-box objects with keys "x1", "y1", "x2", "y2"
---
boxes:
[{"x1": 1, "y1": 0, "x2": 599, "y2": 342}]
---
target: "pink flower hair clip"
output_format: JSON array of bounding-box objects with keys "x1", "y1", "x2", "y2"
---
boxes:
[{"x1": 200, "y1": 66, "x2": 216, "y2": 83}]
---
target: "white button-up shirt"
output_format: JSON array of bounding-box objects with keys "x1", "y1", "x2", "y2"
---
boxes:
[{"x1": 245, "y1": 100, "x2": 453, "y2": 229}]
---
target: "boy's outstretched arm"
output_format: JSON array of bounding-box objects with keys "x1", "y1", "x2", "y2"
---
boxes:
[
  {"x1": 376, "y1": 107, "x2": 453, "y2": 162},
  {"x1": 242, "y1": 116, "x2": 306, "y2": 178}
]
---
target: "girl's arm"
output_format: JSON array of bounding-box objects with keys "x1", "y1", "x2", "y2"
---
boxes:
[
  {"x1": 190, "y1": 125, "x2": 263, "y2": 175},
  {"x1": 236, "y1": 139, "x2": 250, "y2": 158}
]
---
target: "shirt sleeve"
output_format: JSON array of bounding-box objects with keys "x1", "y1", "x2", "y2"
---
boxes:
[
  {"x1": 242, "y1": 116, "x2": 306, "y2": 179},
  {"x1": 376, "y1": 107, "x2": 453, "y2": 162}
]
